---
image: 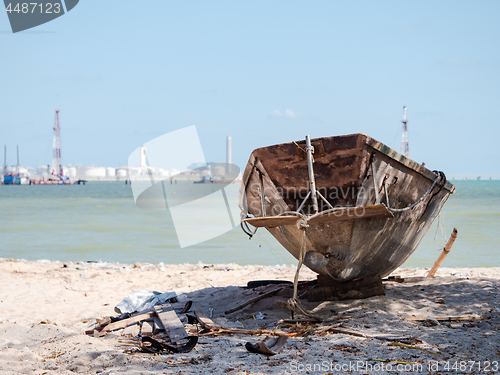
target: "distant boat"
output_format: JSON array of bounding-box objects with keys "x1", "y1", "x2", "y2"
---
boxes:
[
  {"x1": 239, "y1": 133, "x2": 455, "y2": 282},
  {"x1": 3, "y1": 145, "x2": 29, "y2": 185}
]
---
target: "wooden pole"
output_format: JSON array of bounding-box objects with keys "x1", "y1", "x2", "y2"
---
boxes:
[{"x1": 427, "y1": 228, "x2": 458, "y2": 277}]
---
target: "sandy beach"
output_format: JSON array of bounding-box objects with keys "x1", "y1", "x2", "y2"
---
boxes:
[{"x1": 0, "y1": 258, "x2": 499, "y2": 374}]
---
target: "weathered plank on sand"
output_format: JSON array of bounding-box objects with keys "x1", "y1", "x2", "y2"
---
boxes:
[
  {"x1": 96, "y1": 316, "x2": 111, "y2": 327},
  {"x1": 154, "y1": 303, "x2": 188, "y2": 343},
  {"x1": 101, "y1": 312, "x2": 154, "y2": 332},
  {"x1": 153, "y1": 316, "x2": 165, "y2": 332},
  {"x1": 141, "y1": 320, "x2": 154, "y2": 336},
  {"x1": 194, "y1": 310, "x2": 220, "y2": 330},
  {"x1": 122, "y1": 324, "x2": 139, "y2": 336}
]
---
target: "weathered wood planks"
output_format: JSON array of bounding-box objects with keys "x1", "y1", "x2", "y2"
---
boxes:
[
  {"x1": 140, "y1": 320, "x2": 154, "y2": 336},
  {"x1": 194, "y1": 310, "x2": 220, "y2": 331},
  {"x1": 154, "y1": 303, "x2": 188, "y2": 343},
  {"x1": 101, "y1": 312, "x2": 154, "y2": 332}
]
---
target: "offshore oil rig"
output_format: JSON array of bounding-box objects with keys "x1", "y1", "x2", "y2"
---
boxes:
[
  {"x1": 3, "y1": 145, "x2": 29, "y2": 185},
  {"x1": 3, "y1": 110, "x2": 71, "y2": 185},
  {"x1": 48, "y1": 110, "x2": 70, "y2": 184}
]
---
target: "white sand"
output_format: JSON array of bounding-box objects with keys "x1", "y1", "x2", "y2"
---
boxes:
[{"x1": 0, "y1": 259, "x2": 499, "y2": 374}]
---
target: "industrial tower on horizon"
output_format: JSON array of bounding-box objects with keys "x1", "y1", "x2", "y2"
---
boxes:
[
  {"x1": 51, "y1": 110, "x2": 63, "y2": 177},
  {"x1": 400, "y1": 106, "x2": 409, "y2": 158}
]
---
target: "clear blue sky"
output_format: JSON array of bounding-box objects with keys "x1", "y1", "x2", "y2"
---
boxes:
[{"x1": 1, "y1": 1, "x2": 498, "y2": 175}]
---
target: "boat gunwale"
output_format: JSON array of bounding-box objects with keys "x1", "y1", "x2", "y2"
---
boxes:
[
  {"x1": 363, "y1": 135, "x2": 455, "y2": 194},
  {"x1": 241, "y1": 133, "x2": 455, "y2": 195}
]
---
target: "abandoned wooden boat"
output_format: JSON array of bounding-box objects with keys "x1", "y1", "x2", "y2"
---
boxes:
[{"x1": 239, "y1": 133, "x2": 455, "y2": 282}]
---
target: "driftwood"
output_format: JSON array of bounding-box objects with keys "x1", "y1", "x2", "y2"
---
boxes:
[
  {"x1": 326, "y1": 327, "x2": 417, "y2": 344},
  {"x1": 199, "y1": 327, "x2": 290, "y2": 337},
  {"x1": 199, "y1": 325, "x2": 414, "y2": 343},
  {"x1": 427, "y1": 228, "x2": 458, "y2": 277},
  {"x1": 224, "y1": 288, "x2": 283, "y2": 314},
  {"x1": 404, "y1": 315, "x2": 484, "y2": 322}
]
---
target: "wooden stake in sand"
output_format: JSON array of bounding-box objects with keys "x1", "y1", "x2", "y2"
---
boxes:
[{"x1": 427, "y1": 228, "x2": 458, "y2": 277}]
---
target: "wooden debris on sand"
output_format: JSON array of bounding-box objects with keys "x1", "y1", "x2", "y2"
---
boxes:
[
  {"x1": 101, "y1": 312, "x2": 154, "y2": 332},
  {"x1": 87, "y1": 300, "x2": 197, "y2": 354},
  {"x1": 122, "y1": 324, "x2": 139, "y2": 337},
  {"x1": 427, "y1": 228, "x2": 458, "y2": 277},
  {"x1": 140, "y1": 320, "x2": 154, "y2": 336},
  {"x1": 154, "y1": 303, "x2": 188, "y2": 344},
  {"x1": 404, "y1": 314, "x2": 485, "y2": 323},
  {"x1": 194, "y1": 310, "x2": 220, "y2": 331}
]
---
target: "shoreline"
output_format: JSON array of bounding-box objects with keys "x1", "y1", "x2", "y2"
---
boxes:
[
  {"x1": 1, "y1": 259, "x2": 499, "y2": 374},
  {"x1": 3, "y1": 257, "x2": 500, "y2": 271}
]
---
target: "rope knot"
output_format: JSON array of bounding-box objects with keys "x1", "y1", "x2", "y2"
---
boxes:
[
  {"x1": 296, "y1": 217, "x2": 309, "y2": 230},
  {"x1": 286, "y1": 298, "x2": 297, "y2": 310}
]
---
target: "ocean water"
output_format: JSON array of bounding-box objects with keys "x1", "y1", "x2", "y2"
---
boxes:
[{"x1": 0, "y1": 181, "x2": 498, "y2": 268}]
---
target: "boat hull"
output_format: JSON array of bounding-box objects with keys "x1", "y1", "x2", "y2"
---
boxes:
[{"x1": 240, "y1": 133, "x2": 454, "y2": 281}]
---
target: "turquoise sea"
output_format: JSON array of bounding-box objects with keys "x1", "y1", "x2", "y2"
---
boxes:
[{"x1": 0, "y1": 181, "x2": 498, "y2": 268}]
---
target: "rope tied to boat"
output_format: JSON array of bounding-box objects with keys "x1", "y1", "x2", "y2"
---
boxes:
[
  {"x1": 296, "y1": 216, "x2": 309, "y2": 230},
  {"x1": 386, "y1": 171, "x2": 446, "y2": 212},
  {"x1": 282, "y1": 216, "x2": 323, "y2": 320}
]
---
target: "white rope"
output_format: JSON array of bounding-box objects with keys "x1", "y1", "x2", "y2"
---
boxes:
[
  {"x1": 433, "y1": 212, "x2": 447, "y2": 250},
  {"x1": 293, "y1": 141, "x2": 306, "y2": 153},
  {"x1": 386, "y1": 172, "x2": 444, "y2": 212},
  {"x1": 282, "y1": 217, "x2": 324, "y2": 320}
]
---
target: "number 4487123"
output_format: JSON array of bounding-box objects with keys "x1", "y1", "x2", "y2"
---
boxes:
[{"x1": 5, "y1": 2, "x2": 61, "y2": 14}]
